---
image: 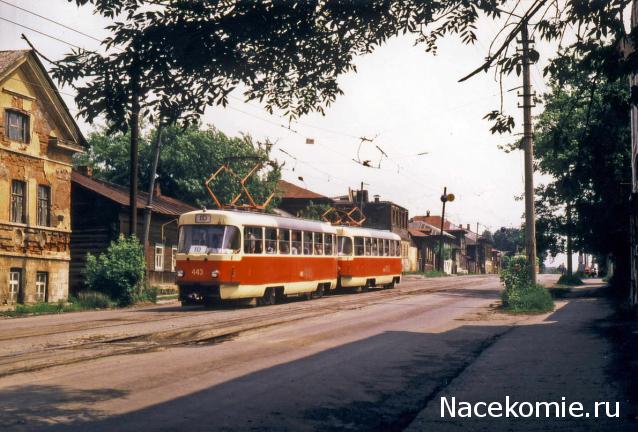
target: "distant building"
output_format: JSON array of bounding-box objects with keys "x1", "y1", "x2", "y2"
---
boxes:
[
  {"x1": 408, "y1": 220, "x2": 456, "y2": 272},
  {"x1": 275, "y1": 179, "x2": 334, "y2": 216},
  {"x1": 334, "y1": 189, "x2": 412, "y2": 270},
  {"x1": 70, "y1": 170, "x2": 196, "y2": 293},
  {"x1": 0, "y1": 50, "x2": 85, "y2": 305}
]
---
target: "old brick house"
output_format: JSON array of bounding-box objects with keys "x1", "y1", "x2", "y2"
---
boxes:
[{"x1": 0, "y1": 50, "x2": 85, "y2": 304}]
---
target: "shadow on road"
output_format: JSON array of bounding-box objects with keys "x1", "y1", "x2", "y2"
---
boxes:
[{"x1": 2, "y1": 295, "x2": 635, "y2": 432}]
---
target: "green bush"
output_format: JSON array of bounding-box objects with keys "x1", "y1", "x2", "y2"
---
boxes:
[
  {"x1": 75, "y1": 291, "x2": 112, "y2": 309},
  {"x1": 85, "y1": 235, "x2": 146, "y2": 306},
  {"x1": 500, "y1": 255, "x2": 554, "y2": 313},
  {"x1": 557, "y1": 274, "x2": 584, "y2": 286},
  {"x1": 137, "y1": 286, "x2": 158, "y2": 303}
]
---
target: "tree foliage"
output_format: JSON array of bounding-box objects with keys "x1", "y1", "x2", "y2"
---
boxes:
[
  {"x1": 76, "y1": 124, "x2": 281, "y2": 208},
  {"x1": 532, "y1": 57, "x2": 631, "y2": 292},
  {"x1": 492, "y1": 227, "x2": 523, "y2": 254}
]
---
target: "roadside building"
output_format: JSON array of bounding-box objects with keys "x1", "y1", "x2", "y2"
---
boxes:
[
  {"x1": 408, "y1": 220, "x2": 456, "y2": 272},
  {"x1": 0, "y1": 50, "x2": 85, "y2": 305},
  {"x1": 70, "y1": 169, "x2": 195, "y2": 293},
  {"x1": 334, "y1": 189, "x2": 412, "y2": 271},
  {"x1": 275, "y1": 179, "x2": 334, "y2": 216}
]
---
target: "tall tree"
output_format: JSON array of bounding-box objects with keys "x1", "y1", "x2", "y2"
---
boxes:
[
  {"x1": 533, "y1": 59, "x2": 631, "y2": 292},
  {"x1": 76, "y1": 124, "x2": 281, "y2": 209}
]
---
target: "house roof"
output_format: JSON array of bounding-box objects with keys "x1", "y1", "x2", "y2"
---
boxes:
[
  {"x1": 0, "y1": 50, "x2": 29, "y2": 77},
  {"x1": 276, "y1": 179, "x2": 331, "y2": 201},
  {"x1": 408, "y1": 221, "x2": 455, "y2": 239},
  {"x1": 408, "y1": 228, "x2": 428, "y2": 238},
  {"x1": 72, "y1": 171, "x2": 196, "y2": 216},
  {"x1": 0, "y1": 49, "x2": 87, "y2": 148}
]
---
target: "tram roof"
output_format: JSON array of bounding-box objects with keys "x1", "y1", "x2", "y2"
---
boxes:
[
  {"x1": 179, "y1": 209, "x2": 337, "y2": 233},
  {"x1": 335, "y1": 225, "x2": 402, "y2": 241}
]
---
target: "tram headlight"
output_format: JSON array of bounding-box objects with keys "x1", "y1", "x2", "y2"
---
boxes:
[
  {"x1": 176, "y1": 269, "x2": 184, "y2": 278},
  {"x1": 211, "y1": 270, "x2": 220, "y2": 278}
]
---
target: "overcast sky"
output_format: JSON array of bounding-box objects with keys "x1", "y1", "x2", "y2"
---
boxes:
[{"x1": 1, "y1": 0, "x2": 575, "y2": 263}]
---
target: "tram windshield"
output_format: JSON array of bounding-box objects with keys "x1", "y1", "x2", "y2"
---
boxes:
[{"x1": 178, "y1": 225, "x2": 240, "y2": 254}]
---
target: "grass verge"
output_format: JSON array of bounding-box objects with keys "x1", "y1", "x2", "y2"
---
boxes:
[
  {"x1": 501, "y1": 283, "x2": 555, "y2": 314},
  {"x1": 557, "y1": 274, "x2": 584, "y2": 286}
]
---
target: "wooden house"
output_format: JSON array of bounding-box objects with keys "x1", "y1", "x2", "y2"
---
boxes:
[{"x1": 70, "y1": 169, "x2": 196, "y2": 293}]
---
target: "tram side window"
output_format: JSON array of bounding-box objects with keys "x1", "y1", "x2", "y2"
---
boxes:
[
  {"x1": 395, "y1": 240, "x2": 401, "y2": 257},
  {"x1": 364, "y1": 237, "x2": 372, "y2": 256},
  {"x1": 324, "y1": 233, "x2": 334, "y2": 256},
  {"x1": 314, "y1": 232, "x2": 324, "y2": 255},
  {"x1": 265, "y1": 228, "x2": 277, "y2": 254},
  {"x1": 372, "y1": 238, "x2": 380, "y2": 256},
  {"x1": 354, "y1": 236, "x2": 364, "y2": 256},
  {"x1": 244, "y1": 226, "x2": 263, "y2": 254},
  {"x1": 279, "y1": 229, "x2": 291, "y2": 255},
  {"x1": 291, "y1": 230, "x2": 302, "y2": 255},
  {"x1": 383, "y1": 239, "x2": 389, "y2": 256},
  {"x1": 303, "y1": 231, "x2": 313, "y2": 255},
  {"x1": 389, "y1": 240, "x2": 395, "y2": 256},
  {"x1": 339, "y1": 236, "x2": 353, "y2": 256}
]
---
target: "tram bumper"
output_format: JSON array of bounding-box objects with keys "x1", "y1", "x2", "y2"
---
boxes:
[{"x1": 178, "y1": 284, "x2": 221, "y2": 304}]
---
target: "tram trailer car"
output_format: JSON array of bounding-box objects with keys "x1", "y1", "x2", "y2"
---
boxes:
[
  {"x1": 175, "y1": 209, "x2": 338, "y2": 306},
  {"x1": 335, "y1": 226, "x2": 402, "y2": 290},
  {"x1": 175, "y1": 209, "x2": 402, "y2": 306}
]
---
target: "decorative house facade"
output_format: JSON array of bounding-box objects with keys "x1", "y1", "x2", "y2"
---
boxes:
[{"x1": 0, "y1": 50, "x2": 85, "y2": 305}]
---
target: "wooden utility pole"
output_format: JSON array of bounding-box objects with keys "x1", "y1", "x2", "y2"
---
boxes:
[
  {"x1": 141, "y1": 126, "x2": 164, "y2": 255},
  {"x1": 520, "y1": 20, "x2": 537, "y2": 284},
  {"x1": 129, "y1": 90, "x2": 141, "y2": 238},
  {"x1": 438, "y1": 187, "x2": 448, "y2": 272}
]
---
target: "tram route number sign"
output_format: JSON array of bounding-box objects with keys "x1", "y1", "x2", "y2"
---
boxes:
[{"x1": 195, "y1": 214, "x2": 211, "y2": 223}]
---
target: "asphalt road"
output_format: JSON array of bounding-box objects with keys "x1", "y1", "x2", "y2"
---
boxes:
[{"x1": 0, "y1": 274, "x2": 556, "y2": 431}]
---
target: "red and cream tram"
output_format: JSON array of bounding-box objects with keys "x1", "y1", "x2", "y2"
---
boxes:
[
  {"x1": 175, "y1": 209, "x2": 402, "y2": 306},
  {"x1": 336, "y1": 226, "x2": 402, "y2": 290},
  {"x1": 175, "y1": 209, "x2": 338, "y2": 305}
]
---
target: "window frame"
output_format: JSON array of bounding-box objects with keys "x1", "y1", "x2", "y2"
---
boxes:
[
  {"x1": 302, "y1": 231, "x2": 313, "y2": 255},
  {"x1": 265, "y1": 227, "x2": 278, "y2": 254},
  {"x1": 10, "y1": 180, "x2": 26, "y2": 224},
  {"x1": 154, "y1": 244, "x2": 165, "y2": 271},
  {"x1": 35, "y1": 271, "x2": 48, "y2": 303},
  {"x1": 291, "y1": 230, "x2": 302, "y2": 255},
  {"x1": 37, "y1": 184, "x2": 51, "y2": 227},
  {"x1": 354, "y1": 236, "x2": 364, "y2": 256},
  {"x1": 9, "y1": 268, "x2": 22, "y2": 303},
  {"x1": 5, "y1": 109, "x2": 29, "y2": 143},
  {"x1": 243, "y1": 226, "x2": 264, "y2": 255}
]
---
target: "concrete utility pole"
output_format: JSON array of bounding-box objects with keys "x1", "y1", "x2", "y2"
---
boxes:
[{"x1": 520, "y1": 20, "x2": 537, "y2": 284}]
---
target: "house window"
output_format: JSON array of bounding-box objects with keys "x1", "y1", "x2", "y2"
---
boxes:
[
  {"x1": 11, "y1": 180, "x2": 26, "y2": 223},
  {"x1": 154, "y1": 244, "x2": 164, "y2": 271},
  {"x1": 171, "y1": 246, "x2": 177, "y2": 272},
  {"x1": 35, "y1": 272, "x2": 48, "y2": 302},
  {"x1": 37, "y1": 185, "x2": 51, "y2": 226},
  {"x1": 9, "y1": 268, "x2": 22, "y2": 303},
  {"x1": 6, "y1": 110, "x2": 29, "y2": 143}
]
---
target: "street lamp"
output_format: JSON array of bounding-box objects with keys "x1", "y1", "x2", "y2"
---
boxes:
[{"x1": 437, "y1": 187, "x2": 455, "y2": 272}]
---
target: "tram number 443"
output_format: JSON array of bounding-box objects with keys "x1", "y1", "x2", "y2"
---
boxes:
[{"x1": 191, "y1": 268, "x2": 204, "y2": 276}]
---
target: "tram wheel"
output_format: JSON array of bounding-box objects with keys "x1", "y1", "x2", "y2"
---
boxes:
[
  {"x1": 257, "y1": 288, "x2": 276, "y2": 306},
  {"x1": 311, "y1": 284, "x2": 325, "y2": 299}
]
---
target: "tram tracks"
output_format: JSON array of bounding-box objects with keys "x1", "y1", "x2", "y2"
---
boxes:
[{"x1": 0, "y1": 275, "x2": 498, "y2": 378}]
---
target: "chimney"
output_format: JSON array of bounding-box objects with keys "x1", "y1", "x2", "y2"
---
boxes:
[
  {"x1": 373, "y1": 194, "x2": 380, "y2": 203},
  {"x1": 467, "y1": 224, "x2": 470, "y2": 230},
  {"x1": 355, "y1": 189, "x2": 369, "y2": 204},
  {"x1": 77, "y1": 165, "x2": 93, "y2": 177},
  {"x1": 153, "y1": 182, "x2": 162, "y2": 197}
]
